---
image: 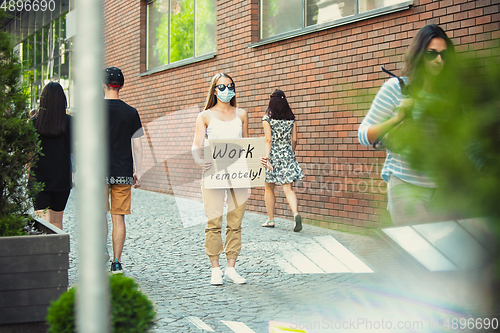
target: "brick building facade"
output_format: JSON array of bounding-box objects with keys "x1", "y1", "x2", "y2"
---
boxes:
[{"x1": 103, "y1": 0, "x2": 499, "y2": 234}]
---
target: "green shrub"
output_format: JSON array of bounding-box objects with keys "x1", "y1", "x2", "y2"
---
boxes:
[
  {"x1": 0, "y1": 11, "x2": 41, "y2": 236},
  {"x1": 46, "y1": 287, "x2": 76, "y2": 333},
  {"x1": 110, "y1": 274, "x2": 156, "y2": 332},
  {"x1": 47, "y1": 275, "x2": 156, "y2": 333},
  {"x1": 0, "y1": 214, "x2": 29, "y2": 236}
]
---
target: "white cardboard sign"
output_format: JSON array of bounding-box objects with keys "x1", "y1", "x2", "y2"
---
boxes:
[{"x1": 203, "y1": 138, "x2": 266, "y2": 189}]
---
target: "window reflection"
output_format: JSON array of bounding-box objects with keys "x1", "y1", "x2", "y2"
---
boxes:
[
  {"x1": 261, "y1": 0, "x2": 302, "y2": 39},
  {"x1": 195, "y1": 0, "x2": 216, "y2": 57},
  {"x1": 261, "y1": 0, "x2": 409, "y2": 39},
  {"x1": 359, "y1": 0, "x2": 407, "y2": 13},
  {"x1": 170, "y1": 0, "x2": 194, "y2": 63},
  {"x1": 147, "y1": 0, "x2": 216, "y2": 71},
  {"x1": 307, "y1": 0, "x2": 355, "y2": 26}
]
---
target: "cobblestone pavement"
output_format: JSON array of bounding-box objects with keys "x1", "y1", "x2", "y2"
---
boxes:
[{"x1": 63, "y1": 189, "x2": 496, "y2": 333}]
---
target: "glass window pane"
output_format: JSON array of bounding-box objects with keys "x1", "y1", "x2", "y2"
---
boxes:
[
  {"x1": 53, "y1": 18, "x2": 60, "y2": 56},
  {"x1": 22, "y1": 12, "x2": 30, "y2": 38},
  {"x1": 43, "y1": 21, "x2": 58, "y2": 61},
  {"x1": 22, "y1": 39, "x2": 29, "y2": 69},
  {"x1": 27, "y1": 36, "x2": 34, "y2": 69},
  {"x1": 61, "y1": 0, "x2": 69, "y2": 16},
  {"x1": 60, "y1": 14, "x2": 66, "y2": 41},
  {"x1": 359, "y1": 0, "x2": 408, "y2": 13},
  {"x1": 10, "y1": 20, "x2": 18, "y2": 44},
  {"x1": 60, "y1": 51, "x2": 69, "y2": 79},
  {"x1": 52, "y1": 56, "x2": 60, "y2": 79},
  {"x1": 35, "y1": 31, "x2": 42, "y2": 66},
  {"x1": 195, "y1": 0, "x2": 216, "y2": 56},
  {"x1": 35, "y1": 10, "x2": 43, "y2": 30},
  {"x1": 42, "y1": 25, "x2": 50, "y2": 62},
  {"x1": 31, "y1": 83, "x2": 41, "y2": 109},
  {"x1": 42, "y1": 62, "x2": 49, "y2": 84},
  {"x1": 34, "y1": 65, "x2": 41, "y2": 82},
  {"x1": 147, "y1": 0, "x2": 169, "y2": 69},
  {"x1": 261, "y1": 0, "x2": 303, "y2": 39},
  {"x1": 43, "y1": 4, "x2": 52, "y2": 25},
  {"x1": 170, "y1": 0, "x2": 194, "y2": 63},
  {"x1": 307, "y1": 0, "x2": 355, "y2": 26}
]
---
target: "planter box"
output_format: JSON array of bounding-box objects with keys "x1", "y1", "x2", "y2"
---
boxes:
[{"x1": 0, "y1": 217, "x2": 69, "y2": 327}]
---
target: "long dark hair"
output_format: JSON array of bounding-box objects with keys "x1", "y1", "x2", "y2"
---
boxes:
[
  {"x1": 265, "y1": 89, "x2": 295, "y2": 120},
  {"x1": 34, "y1": 81, "x2": 68, "y2": 137},
  {"x1": 402, "y1": 24, "x2": 456, "y2": 96},
  {"x1": 204, "y1": 73, "x2": 237, "y2": 110}
]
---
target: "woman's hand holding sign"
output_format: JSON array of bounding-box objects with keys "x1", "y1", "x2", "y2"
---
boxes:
[
  {"x1": 260, "y1": 156, "x2": 273, "y2": 172},
  {"x1": 198, "y1": 160, "x2": 213, "y2": 171}
]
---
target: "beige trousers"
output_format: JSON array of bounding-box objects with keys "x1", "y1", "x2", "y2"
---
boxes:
[{"x1": 202, "y1": 186, "x2": 248, "y2": 261}]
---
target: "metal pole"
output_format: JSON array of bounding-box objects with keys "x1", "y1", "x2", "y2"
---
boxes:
[{"x1": 74, "y1": 0, "x2": 109, "y2": 331}]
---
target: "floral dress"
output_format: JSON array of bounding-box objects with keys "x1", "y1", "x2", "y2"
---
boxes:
[{"x1": 263, "y1": 114, "x2": 305, "y2": 184}]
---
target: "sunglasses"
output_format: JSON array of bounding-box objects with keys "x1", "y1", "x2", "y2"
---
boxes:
[
  {"x1": 424, "y1": 50, "x2": 447, "y2": 61},
  {"x1": 216, "y1": 83, "x2": 235, "y2": 91}
]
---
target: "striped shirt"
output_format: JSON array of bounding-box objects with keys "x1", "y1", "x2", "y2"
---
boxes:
[{"x1": 358, "y1": 77, "x2": 436, "y2": 188}]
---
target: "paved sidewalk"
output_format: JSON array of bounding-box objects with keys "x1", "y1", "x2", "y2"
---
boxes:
[{"x1": 63, "y1": 188, "x2": 495, "y2": 333}]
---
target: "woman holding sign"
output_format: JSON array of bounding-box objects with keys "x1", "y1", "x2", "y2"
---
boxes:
[
  {"x1": 261, "y1": 89, "x2": 305, "y2": 232},
  {"x1": 192, "y1": 73, "x2": 249, "y2": 285}
]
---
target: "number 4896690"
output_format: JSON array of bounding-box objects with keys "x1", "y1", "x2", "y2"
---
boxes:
[
  {"x1": 1, "y1": 0, "x2": 56, "y2": 12},
  {"x1": 443, "y1": 317, "x2": 499, "y2": 330}
]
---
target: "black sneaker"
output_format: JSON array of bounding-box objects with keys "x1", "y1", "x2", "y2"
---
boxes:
[{"x1": 111, "y1": 259, "x2": 123, "y2": 274}]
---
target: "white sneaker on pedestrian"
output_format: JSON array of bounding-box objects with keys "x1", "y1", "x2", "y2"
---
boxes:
[
  {"x1": 211, "y1": 268, "x2": 223, "y2": 285},
  {"x1": 224, "y1": 267, "x2": 246, "y2": 284}
]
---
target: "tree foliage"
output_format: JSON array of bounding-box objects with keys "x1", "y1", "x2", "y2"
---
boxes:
[
  {"x1": 390, "y1": 46, "x2": 500, "y2": 291},
  {"x1": 399, "y1": 48, "x2": 500, "y2": 223},
  {"x1": 0, "y1": 12, "x2": 41, "y2": 237}
]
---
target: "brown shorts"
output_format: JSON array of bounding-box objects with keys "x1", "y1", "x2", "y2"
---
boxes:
[{"x1": 106, "y1": 185, "x2": 132, "y2": 215}]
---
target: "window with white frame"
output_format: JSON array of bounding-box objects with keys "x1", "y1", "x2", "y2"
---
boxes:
[
  {"x1": 260, "y1": 0, "x2": 411, "y2": 40},
  {"x1": 146, "y1": 0, "x2": 216, "y2": 71}
]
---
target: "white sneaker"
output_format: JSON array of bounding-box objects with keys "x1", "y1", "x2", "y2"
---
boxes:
[
  {"x1": 224, "y1": 267, "x2": 246, "y2": 284},
  {"x1": 211, "y1": 268, "x2": 223, "y2": 285}
]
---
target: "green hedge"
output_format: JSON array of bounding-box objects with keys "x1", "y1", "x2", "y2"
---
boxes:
[{"x1": 47, "y1": 274, "x2": 156, "y2": 332}]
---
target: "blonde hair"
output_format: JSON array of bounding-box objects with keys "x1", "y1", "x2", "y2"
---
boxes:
[{"x1": 203, "y1": 73, "x2": 237, "y2": 110}]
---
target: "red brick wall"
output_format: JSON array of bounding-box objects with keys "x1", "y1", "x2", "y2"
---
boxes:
[{"x1": 103, "y1": 0, "x2": 500, "y2": 234}]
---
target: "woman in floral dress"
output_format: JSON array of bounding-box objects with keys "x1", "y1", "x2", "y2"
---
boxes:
[{"x1": 260, "y1": 90, "x2": 305, "y2": 232}]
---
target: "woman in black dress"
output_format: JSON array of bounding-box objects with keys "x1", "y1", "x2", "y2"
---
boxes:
[{"x1": 32, "y1": 82, "x2": 72, "y2": 230}]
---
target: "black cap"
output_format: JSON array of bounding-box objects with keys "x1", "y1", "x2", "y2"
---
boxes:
[{"x1": 104, "y1": 67, "x2": 124, "y2": 87}]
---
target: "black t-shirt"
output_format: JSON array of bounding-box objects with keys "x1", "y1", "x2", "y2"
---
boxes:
[
  {"x1": 106, "y1": 99, "x2": 143, "y2": 185},
  {"x1": 32, "y1": 114, "x2": 72, "y2": 191}
]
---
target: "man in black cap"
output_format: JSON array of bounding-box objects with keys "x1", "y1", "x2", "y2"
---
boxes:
[{"x1": 103, "y1": 66, "x2": 144, "y2": 274}]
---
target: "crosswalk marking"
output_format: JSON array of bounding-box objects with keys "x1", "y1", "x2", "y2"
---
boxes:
[
  {"x1": 301, "y1": 239, "x2": 351, "y2": 273},
  {"x1": 314, "y1": 235, "x2": 373, "y2": 273},
  {"x1": 283, "y1": 249, "x2": 324, "y2": 273},
  {"x1": 222, "y1": 320, "x2": 256, "y2": 333},
  {"x1": 275, "y1": 257, "x2": 301, "y2": 274},
  {"x1": 276, "y1": 235, "x2": 373, "y2": 274},
  {"x1": 186, "y1": 316, "x2": 215, "y2": 331}
]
